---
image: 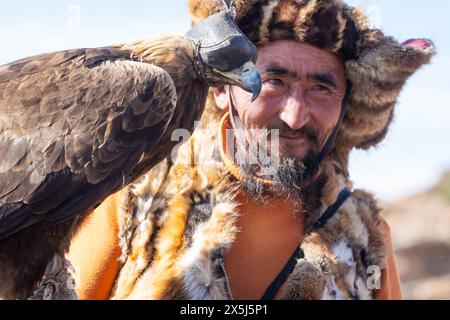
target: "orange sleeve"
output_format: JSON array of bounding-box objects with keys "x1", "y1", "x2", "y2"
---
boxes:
[
  {"x1": 66, "y1": 191, "x2": 123, "y2": 300},
  {"x1": 375, "y1": 219, "x2": 403, "y2": 300}
]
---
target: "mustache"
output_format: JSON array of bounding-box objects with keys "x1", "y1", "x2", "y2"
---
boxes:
[{"x1": 268, "y1": 123, "x2": 320, "y2": 146}]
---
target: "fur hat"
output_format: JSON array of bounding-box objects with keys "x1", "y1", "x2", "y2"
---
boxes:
[{"x1": 188, "y1": 0, "x2": 435, "y2": 165}]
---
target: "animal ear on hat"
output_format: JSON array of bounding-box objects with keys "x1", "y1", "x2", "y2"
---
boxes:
[{"x1": 339, "y1": 31, "x2": 436, "y2": 150}]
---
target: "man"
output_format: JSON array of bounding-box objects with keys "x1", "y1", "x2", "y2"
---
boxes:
[{"x1": 32, "y1": 0, "x2": 434, "y2": 300}]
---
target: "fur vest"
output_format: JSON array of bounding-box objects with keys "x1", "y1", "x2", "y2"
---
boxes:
[
  {"x1": 30, "y1": 100, "x2": 387, "y2": 300},
  {"x1": 105, "y1": 102, "x2": 387, "y2": 300}
]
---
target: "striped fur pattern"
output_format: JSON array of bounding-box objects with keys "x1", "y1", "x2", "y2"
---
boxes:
[
  {"x1": 104, "y1": 100, "x2": 386, "y2": 300},
  {"x1": 188, "y1": 0, "x2": 435, "y2": 156}
]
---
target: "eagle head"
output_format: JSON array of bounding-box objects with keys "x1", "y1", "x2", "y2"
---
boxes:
[{"x1": 187, "y1": 2, "x2": 262, "y2": 102}]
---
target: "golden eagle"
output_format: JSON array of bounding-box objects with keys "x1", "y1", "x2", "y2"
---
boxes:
[{"x1": 0, "y1": 1, "x2": 261, "y2": 299}]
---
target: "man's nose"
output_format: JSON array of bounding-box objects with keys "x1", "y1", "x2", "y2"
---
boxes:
[{"x1": 279, "y1": 91, "x2": 310, "y2": 130}]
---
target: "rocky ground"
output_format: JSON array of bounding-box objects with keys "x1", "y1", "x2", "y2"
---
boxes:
[{"x1": 383, "y1": 171, "x2": 450, "y2": 299}]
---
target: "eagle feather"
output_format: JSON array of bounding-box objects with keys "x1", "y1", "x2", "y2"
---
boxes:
[{"x1": 0, "y1": 35, "x2": 207, "y2": 299}]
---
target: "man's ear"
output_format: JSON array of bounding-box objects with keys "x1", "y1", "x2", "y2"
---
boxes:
[{"x1": 213, "y1": 86, "x2": 229, "y2": 111}]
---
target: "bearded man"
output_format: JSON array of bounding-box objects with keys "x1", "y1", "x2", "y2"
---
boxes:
[{"x1": 30, "y1": 0, "x2": 435, "y2": 300}]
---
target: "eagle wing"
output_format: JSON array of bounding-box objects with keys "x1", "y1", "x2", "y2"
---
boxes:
[{"x1": 0, "y1": 47, "x2": 177, "y2": 239}]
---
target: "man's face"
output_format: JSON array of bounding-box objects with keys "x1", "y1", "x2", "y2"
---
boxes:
[
  {"x1": 214, "y1": 40, "x2": 347, "y2": 193},
  {"x1": 216, "y1": 40, "x2": 346, "y2": 158}
]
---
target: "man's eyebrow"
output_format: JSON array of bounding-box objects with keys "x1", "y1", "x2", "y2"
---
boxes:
[
  {"x1": 263, "y1": 65, "x2": 297, "y2": 78},
  {"x1": 308, "y1": 72, "x2": 338, "y2": 89}
]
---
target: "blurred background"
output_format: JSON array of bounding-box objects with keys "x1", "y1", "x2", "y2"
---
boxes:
[{"x1": 1, "y1": 0, "x2": 449, "y2": 299}]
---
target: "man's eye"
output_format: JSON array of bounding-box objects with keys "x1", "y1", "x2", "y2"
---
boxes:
[
  {"x1": 267, "y1": 79, "x2": 285, "y2": 87},
  {"x1": 311, "y1": 85, "x2": 329, "y2": 92}
]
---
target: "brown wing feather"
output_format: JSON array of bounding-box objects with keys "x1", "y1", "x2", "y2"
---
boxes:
[{"x1": 0, "y1": 47, "x2": 177, "y2": 239}]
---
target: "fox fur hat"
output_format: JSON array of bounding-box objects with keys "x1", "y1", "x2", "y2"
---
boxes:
[{"x1": 188, "y1": 0, "x2": 435, "y2": 164}]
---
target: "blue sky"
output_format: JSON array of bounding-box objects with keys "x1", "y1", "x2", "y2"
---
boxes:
[{"x1": 1, "y1": 0, "x2": 449, "y2": 202}]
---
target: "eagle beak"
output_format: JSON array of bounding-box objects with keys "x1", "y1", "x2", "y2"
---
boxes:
[{"x1": 215, "y1": 61, "x2": 262, "y2": 102}]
